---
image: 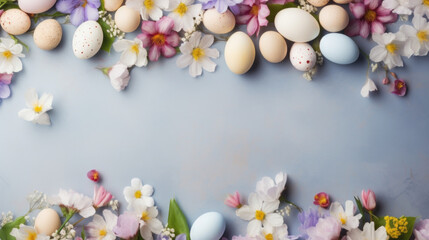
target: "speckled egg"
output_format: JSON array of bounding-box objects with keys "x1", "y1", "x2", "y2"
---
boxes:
[
  {"x1": 105, "y1": 0, "x2": 124, "y2": 11},
  {"x1": 190, "y1": 212, "x2": 226, "y2": 240},
  {"x1": 289, "y1": 43, "x2": 316, "y2": 72},
  {"x1": 18, "y1": 0, "x2": 56, "y2": 14},
  {"x1": 115, "y1": 6, "x2": 140, "y2": 33},
  {"x1": 333, "y1": 0, "x2": 352, "y2": 4},
  {"x1": 72, "y1": 20, "x2": 103, "y2": 59},
  {"x1": 34, "y1": 208, "x2": 61, "y2": 236},
  {"x1": 224, "y1": 31, "x2": 255, "y2": 74},
  {"x1": 307, "y1": 0, "x2": 329, "y2": 7},
  {"x1": 203, "y1": 8, "x2": 236, "y2": 34},
  {"x1": 259, "y1": 31, "x2": 287, "y2": 63},
  {"x1": 34, "y1": 19, "x2": 63, "y2": 50},
  {"x1": 0, "y1": 9, "x2": 31, "y2": 35},
  {"x1": 274, "y1": 8, "x2": 320, "y2": 42},
  {"x1": 319, "y1": 5, "x2": 349, "y2": 32}
]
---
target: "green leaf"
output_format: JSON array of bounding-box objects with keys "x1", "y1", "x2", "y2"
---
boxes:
[
  {"x1": 267, "y1": 3, "x2": 297, "y2": 23},
  {"x1": 0, "y1": 216, "x2": 27, "y2": 240},
  {"x1": 168, "y1": 199, "x2": 190, "y2": 240},
  {"x1": 98, "y1": 18, "x2": 116, "y2": 53},
  {"x1": 81, "y1": 226, "x2": 86, "y2": 240},
  {"x1": 100, "y1": 0, "x2": 106, "y2": 11},
  {"x1": 32, "y1": 12, "x2": 68, "y2": 23}
]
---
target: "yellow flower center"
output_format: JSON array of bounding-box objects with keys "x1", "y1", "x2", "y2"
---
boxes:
[
  {"x1": 255, "y1": 210, "x2": 265, "y2": 221},
  {"x1": 417, "y1": 30, "x2": 428, "y2": 42},
  {"x1": 141, "y1": 211, "x2": 150, "y2": 221},
  {"x1": 26, "y1": 231, "x2": 37, "y2": 240},
  {"x1": 175, "y1": 3, "x2": 188, "y2": 16},
  {"x1": 192, "y1": 48, "x2": 204, "y2": 61},
  {"x1": 265, "y1": 234, "x2": 273, "y2": 240},
  {"x1": 33, "y1": 104, "x2": 43, "y2": 113},
  {"x1": 340, "y1": 215, "x2": 347, "y2": 225},
  {"x1": 144, "y1": 0, "x2": 154, "y2": 10},
  {"x1": 99, "y1": 229, "x2": 107, "y2": 237},
  {"x1": 3, "y1": 50, "x2": 12, "y2": 59},
  {"x1": 396, "y1": 81, "x2": 404, "y2": 89},
  {"x1": 131, "y1": 44, "x2": 140, "y2": 53},
  {"x1": 386, "y1": 43, "x2": 397, "y2": 54},
  {"x1": 364, "y1": 10, "x2": 377, "y2": 22},
  {"x1": 152, "y1": 34, "x2": 166, "y2": 46},
  {"x1": 134, "y1": 190, "x2": 142, "y2": 199},
  {"x1": 250, "y1": 5, "x2": 259, "y2": 16},
  {"x1": 423, "y1": 0, "x2": 429, "y2": 6}
]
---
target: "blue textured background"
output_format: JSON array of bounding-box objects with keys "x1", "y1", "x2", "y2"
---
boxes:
[{"x1": 1, "y1": 20, "x2": 429, "y2": 237}]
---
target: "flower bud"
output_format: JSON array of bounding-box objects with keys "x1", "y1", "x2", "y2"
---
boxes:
[{"x1": 361, "y1": 189, "x2": 376, "y2": 211}]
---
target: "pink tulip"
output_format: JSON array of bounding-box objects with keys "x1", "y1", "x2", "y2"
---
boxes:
[
  {"x1": 361, "y1": 189, "x2": 376, "y2": 211},
  {"x1": 224, "y1": 192, "x2": 242, "y2": 208},
  {"x1": 93, "y1": 185, "x2": 113, "y2": 208}
]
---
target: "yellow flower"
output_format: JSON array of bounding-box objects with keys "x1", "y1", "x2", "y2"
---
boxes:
[{"x1": 384, "y1": 216, "x2": 408, "y2": 239}]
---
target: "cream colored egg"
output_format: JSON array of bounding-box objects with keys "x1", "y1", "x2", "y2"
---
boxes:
[
  {"x1": 0, "y1": 9, "x2": 31, "y2": 35},
  {"x1": 274, "y1": 8, "x2": 320, "y2": 43},
  {"x1": 18, "y1": 0, "x2": 56, "y2": 14},
  {"x1": 259, "y1": 31, "x2": 287, "y2": 63},
  {"x1": 203, "y1": 8, "x2": 236, "y2": 34},
  {"x1": 115, "y1": 6, "x2": 140, "y2": 33},
  {"x1": 34, "y1": 208, "x2": 61, "y2": 236},
  {"x1": 319, "y1": 5, "x2": 349, "y2": 32},
  {"x1": 333, "y1": 0, "x2": 352, "y2": 4},
  {"x1": 105, "y1": 0, "x2": 124, "y2": 11},
  {"x1": 224, "y1": 31, "x2": 255, "y2": 74},
  {"x1": 307, "y1": 0, "x2": 329, "y2": 7},
  {"x1": 72, "y1": 20, "x2": 104, "y2": 59},
  {"x1": 34, "y1": 19, "x2": 63, "y2": 50}
]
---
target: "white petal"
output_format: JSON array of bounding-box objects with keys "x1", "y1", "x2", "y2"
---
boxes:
[
  {"x1": 189, "y1": 61, "x2": 202, "y2": 77},
  {"x1": 236, "y1": 205, "x2": 255, "y2": 221},
  {"x1": 34, "y1": 112, "x2": 51, "y2": 125},
  {"x1": 18, "y1": 109, "x2": 36, "y2": 121},
  {"x1": 176, "y1": 54, "x2": 193, "y2": 68},
  {"x1": 148, "y1": 218, "x2": 163, "y2": 234},
  {"x1": 204, "y1": 48, "x2": 219, "y2": 58},
  {"x1": 200, "y1": 57, "x2": 217, "y2": 72},
  {"x1": 24, "y1": 88, "x2": 38, "y2": 108},
  {"x1": 264, "y1": 213, "x2": 284, "y2": 228},
  {"x1": 39, "y1": 93, "x2": 53, "y2": 113},
  {"x1": 261, "y1": 200, "x2": 280, "y2": 214},
  {"x1": 199, "y1": 34, "x2": 214, "y2": 49},
  {"x1": 247, "y1": 219, "x2": 262, "y2": 237},
  {"x1": 113, "y1": 40, "x2": 133, "y2": 52},
  {"x1": 369, "y1": 46, "x2": 387, "y2": 63}
]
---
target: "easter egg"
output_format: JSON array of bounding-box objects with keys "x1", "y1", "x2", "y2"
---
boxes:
[
  {"x1": 34, "y1": 19, "x2": 63, "y2": 50},
  {"x1": 115, "y1": 6, "x2": 140, "y2": 33},
  {"x1": 34, "y1": 208, "x2": 61, "y2": 236},
  {"x1": 203, "y1": 8, "x2": 236, "y2": 34},
  {"x1": 259, "y1": 31, "x2": 287, "y2": 63},
  {"x1": 320, "y1": 33, "x2": 359, "y2": 64},
  {"x1": 105, "y1": 0, "x2": 124, "y2": 11},
  {"x1": 307, "y1": 0, "x2": 329, "y2": 7},
  {"x1": 319, "y1": 5, "x2": 349, "y2": 32},
  {"x1": 190, "y1": 212, "x2": 226, "y2": 240},
  {"x1": 289, "y1": 43, "x2": 316, "y2": 71},
  {"x1": 274, "y1": 8, "x2": 320, "y2": 42},
  {"x1": 72, "y1": 20, "x2": 103, "y2": 59},
  {"x1": 333, "y1": 0, "x2": 352, "y2": 4},
  {"x1": 18, "y1": 0, "x2": 56, "y2": 14},
  {"x1": 0, "y1": 9, "x2": 31, "y2": 35},
  {"x1": 224, "y1": 31, "x2": 255, "y2": 74}
]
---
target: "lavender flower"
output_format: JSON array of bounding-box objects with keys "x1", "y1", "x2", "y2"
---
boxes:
[
  {"x1": 113, "y1": 212, "x2": 139, "y2": 240},
  {"x1": 200, "y1": 0, "x2": 243, "y2": 14},
  {"x1": 298, "y1": 208, "x2": 323, "y2": 239},
  {"x1": 56, "y1": 0, "x2": 101, "y2": 26},
  {"x1": 0, "y1": 73, "x2": 12, "y2": 104}
]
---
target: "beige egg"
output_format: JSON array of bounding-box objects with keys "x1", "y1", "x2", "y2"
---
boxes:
[
  {"x1": 203, "y1": 8, "x2": 236, "y2": 34},
  {"x1": 259, "y1": 31, "x2": 287, "y2": 63},
  {"x1": 0, "y1": 9, "x2": 31, "y2": 35},
  {"x1": 34, "y1": 19, "x2": 63, "y2": 50},
  {"x1": 115, "y1": 6, "x2": 140, "y2": 33},
  {"x1": 105, "y1": 0, "x2": 124, "y2": 11},
  {"x1": 333, "y1": 0, "x2": 352, "y2": 4},
  {"x1": 34, "y1": 208, "x2": 61, "y2": 236},
  {"x1": 224, "y1": 31, "x2": 255, "y2": 74},
  {"x1": 319, "y1": 5, "x2": 349, "y2": 32},
  {"x1": 307, "y1": 0, "x2": 329, "y2": 7}
]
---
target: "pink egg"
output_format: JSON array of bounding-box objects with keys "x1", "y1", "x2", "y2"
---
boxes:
[{"x1": 18, "y1": 0, "x2": 56, "y2": 14}]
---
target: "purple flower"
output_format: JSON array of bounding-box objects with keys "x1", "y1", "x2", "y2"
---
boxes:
[
  {"x1": 306, "y1": 216, "x2": 341, "y2": 240},
  {"x1": 391, "y1": 79, "x2": 407, "y2": 96},
  {"x1": 56, "y1": 0, "x2": 101, "y2": 26},
  {"x1": 0, "y1": 73, "x2": 13, "y2": 103},
  {"x1": 298, "y1": 208, "x2": 322, "y2": 239},
  {"x1": 200, "y1": 0, "x2": 243, "y2": 14},
  {"x1": 157, "y1": 234, "x2": 186, "y2": 240},
  {"x1": 113, "y1": 212, "x2": 139, "y2": 240},
  {"x1": 414, "y1": 219, "x2": 429, "y2": 240},
  {"x1": 346, "y1": 0, "x2": 397, "y2": 38}
]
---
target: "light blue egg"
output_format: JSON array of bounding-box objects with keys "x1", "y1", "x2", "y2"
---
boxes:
[
  {"x1": 320, "y1": 33, "x2": 359, "y2": 65},
  {"x1": 190, "y1": 212, "x2": 226, "y2": 240}
]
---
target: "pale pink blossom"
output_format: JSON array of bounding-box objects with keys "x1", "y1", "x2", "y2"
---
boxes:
[
  {"x1": 224, "y1": 192, "x2": 242, "y2": 208},
  {"x1": 307, "y1": 216, "x2": 341, "y2": 240},
  {"x1": 93, "y1": 185, "x2": 114, "y2": 208}
]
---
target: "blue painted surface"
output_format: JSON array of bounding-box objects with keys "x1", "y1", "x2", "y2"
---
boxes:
[{"x1": 1, "y1": 21, "x2": 429, "y2": 237}]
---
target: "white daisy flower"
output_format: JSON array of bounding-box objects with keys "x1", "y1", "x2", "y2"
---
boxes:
[
  {"x1": 414, "y1": 1, "x2": 429, "y2": 18},
  {"x1": 113, "y1": 38, "x2": 148, "y2": 68},
  {"x1": 329, "y1": 201, "x2": 362, "y2": 231},
  {"x1": 399, "y1": 15, "x2": 429, "y2": 56},
  {"x1": 256, "y1": 224, "x2": 289, "y2": 240},
  {"x1": 346, "y1": 222, "x2": 389, "y2": 240},
  {"x1": 369, "y1": 32, "x2": 408, "y2": 69},
  {"x1": 86, "y1": 210, "x2": 118, "y2": 240},
  {"x1": 10, "y1": 224, "x2": 50, "y2": 240},
  {"x1": 382, "y1": 0, "x2": 421, "y2": 15},
  {"x1": 126, "y1": 0, "x2": 169, "y2": 20},
  {"x1": 361, "y1": 77, "x2": 378, "y2": 98},
  {"x1": 133, "y1": 203, "x2": 163, "y2": 240},
  {"x1": 0, "y1": 37, "x2": 25, "y2": 74},
  {"x1": 123, "y1": 178, "x2": 154, "y2": 210},
  {"x1": 176, "y1": 31, "x2": 219, "y2": 77},
  {"x1": 18, "y1": 89, "x2": 53, "y2": 126},
  {"x1": 48, "y1": 189, "x2": 96, "y2": 218},
  {"x1": 166, "y1": 0, "x2": 202, "y2": 32},
  {"x1": 255, "y1": 172, "x2": 287, "y2": 203},
  {"x1": 235, "y1": 193, "x2": 284, "y2": 237}
]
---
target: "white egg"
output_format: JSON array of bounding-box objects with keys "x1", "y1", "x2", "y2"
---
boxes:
[
  {"x1": 190, "y1": 212, "x2": 225, "y2": 240},
  {"x1": 203, "y1": 8, "x2": 236, "y2": 34},
  {"x1": 224, "y1": 31, "x2": 255, "y2": 74},
  {"x1": 34, "y1": 208, "x2": 61, "y2": 236},
  {"x1": 18, "y1": 0, "x2": 56, "y2": 14},
  {"x1": 274, "y1": 8, "x2": 320, "y2": 42},
  {"x1": 72, "y1": 21, "x2": 103, "y2": 59},
  {"x1": 289, "y1": 43, "x2": 316, "y2": 72},
  {"x1": 259, "y1": 31, "x2": 287, "y2": 63}
]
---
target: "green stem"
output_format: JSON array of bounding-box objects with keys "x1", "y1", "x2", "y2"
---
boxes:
[
  {"x1": 8, "y1": 34, "x2": 29, "y2": 51},
  {"x1": 369, "y1": 210, "x2": 374, "y2": 222},
  {"x1": 279, "y1": 197, "x2": 303, "y2": 213},
  {"x1": 73, "y1": 217, "x2": 85, "y2": 227},
  {"x1": 57, "y1": 212, "x2": 75, "y2": 234}
]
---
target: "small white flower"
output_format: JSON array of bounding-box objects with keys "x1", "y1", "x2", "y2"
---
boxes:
[
  {"x1": 399, "y1": 15, "x2": 429, "y2": 56},
  {"x1": 176, "y1": 31, "x2": 219, "y2": 77},
  {"x1": 126, "y1": 0, "x2": 169, "y2": 20},
  {"x1": 361, "y1": 77, "x2": 378, "y2": 97},
  {"x1": 382, "y1": 0, "x2": 421, "y2": 15},
  {"x1": 18, "y1": 89, "x2": 53, "y2": 126},
  {"x1": 123, "y1": 178, "x2": 154, "y2": 210},
  {"x1": 166, "y1": 0, "x2": 202, "y2": 32},
  {"x1": 48, "y1": 189, "x2": 96, "y2": 218},
  {"x1": 113, "y1": 38, "x2": 148, "y2": 68},
  {"x1": 329, "y1": 201, "x2": 362, "y2": 230},
  {"x1": 369, "y1": 32, "x2": 408, "y2": 69},
  {"x1": 109, "y1": 63, "x2": 131, "y2": 91},
  {"x1": 133, "y1": 203, "x2": 163, "y2": 240},
  {"x1": 11, "y1": 224, "x2": 50, "y2": 240},
  {"x1": 255, "y1": 172, "x2": 287, "y2": 203},
  {"x1": 346, "y1": 222, "x2": 389, "y2": 240},
  {"x1": 87, "y1": 210, "x2": 118, "y2": 240},
  {"x1": 256, "y1": 224, "x2": 289, "y2": 240},
  {"x1": 236, "y1": 193, "x2": 284, "y2": 236},
  {"x1": 0, "y1": 38, "x2": 25, "y2": 74},
  {"x1": 414, "y1": 1, "x2": 429, "y2": 18}
]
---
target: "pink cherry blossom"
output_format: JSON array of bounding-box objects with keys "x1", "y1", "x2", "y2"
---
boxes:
[
  {"x1": 93, "y1": 185, "x2": 113, "y2": 208},
  {"x1": 224, "y1": 192, "x2": 242, "y2": 208},
  {"x1": 346, "y1": 0, "x2": 397, "y2": 38},
  {"x1": 236, "y1": 0, "x2": 270, "y2": 36},
  {"x1": 137, "y1": 16, "x2": 180, "y2": 62}
]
